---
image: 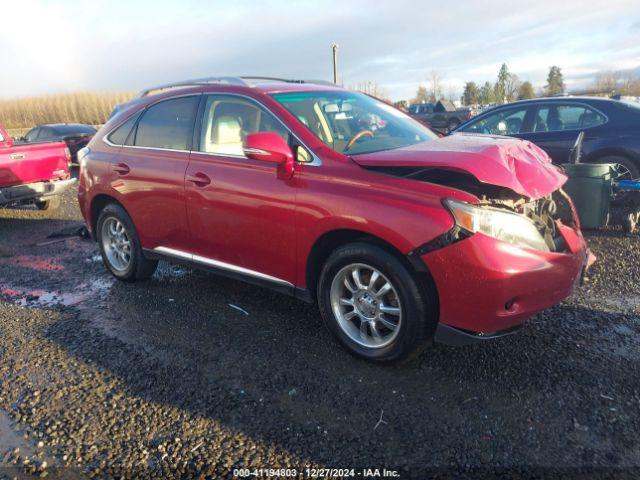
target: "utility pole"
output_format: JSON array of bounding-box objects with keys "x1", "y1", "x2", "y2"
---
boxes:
[{"x1": 332, "y1": 44, "x2": 339, "y2": 84}]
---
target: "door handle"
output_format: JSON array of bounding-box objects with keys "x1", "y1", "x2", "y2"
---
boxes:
[
  {"x1": 186, "y1": 172, "x2": 211, "y2": 187},
  {"x1": 10, "y1": 153, "x2": 25, "y2": 160},
  {"x1": 112, "y1": 163, "x2": 130, "y2": 175}
]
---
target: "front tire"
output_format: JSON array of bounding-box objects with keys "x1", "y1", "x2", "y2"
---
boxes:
[
  {"x1": 96, "y1": 203, "x2": 158, "y2": 281},
  {"x1": 317, "y1": 242, "x2": 436, "y2": 363}
]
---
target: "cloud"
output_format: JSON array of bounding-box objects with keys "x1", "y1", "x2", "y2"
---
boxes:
[{"x1": 0, "y1": 0, "x2": 638, "y2": 100}]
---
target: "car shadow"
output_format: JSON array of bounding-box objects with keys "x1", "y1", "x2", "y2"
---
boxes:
[{"x1": 36, "y1": 265, "x2": 640, "y2": 475}]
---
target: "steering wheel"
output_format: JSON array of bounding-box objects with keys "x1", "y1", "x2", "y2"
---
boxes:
[{"x1": 344, "y1": 130, "x2": 374, "y2": 152}]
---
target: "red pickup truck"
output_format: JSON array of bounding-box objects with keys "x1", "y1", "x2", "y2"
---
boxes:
[{"x1": 0, "y1": 124, "x2": 76, "y2": 209}]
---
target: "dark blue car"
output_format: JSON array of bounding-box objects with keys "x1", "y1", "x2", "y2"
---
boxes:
[{"x1": 454, "y1": 97, "x2": 640, "y2": 180}]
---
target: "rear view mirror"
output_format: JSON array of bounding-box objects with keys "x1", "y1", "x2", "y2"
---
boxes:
[{"x1": 243, "y1": 132, "x2": 295, "y2": 179}]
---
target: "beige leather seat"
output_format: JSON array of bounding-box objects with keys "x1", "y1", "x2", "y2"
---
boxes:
[{"x1": 206, "y1": 115, "x2": 243, "y2": 156}]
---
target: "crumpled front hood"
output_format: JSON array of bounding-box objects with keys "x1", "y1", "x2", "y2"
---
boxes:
[{"x1": 351, "y1": 133, "x2": 567, "y2": 199}]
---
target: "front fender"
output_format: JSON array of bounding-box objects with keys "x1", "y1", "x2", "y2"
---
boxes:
[{"x1": 294, "y1": 163, "x2": 467, "y2": 288}]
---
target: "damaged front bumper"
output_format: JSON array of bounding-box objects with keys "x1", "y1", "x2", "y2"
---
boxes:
[
  {"x1": 0, "y1": 178, "x2": 77, "y2": 206},
  {"x1": 422, "y1": 225, "x2": 589, "y2": 346}
]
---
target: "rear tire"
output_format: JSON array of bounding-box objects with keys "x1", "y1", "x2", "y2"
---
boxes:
[
  {"x1": 603, "y1": 156, "x2": 639, "y2": 203},
  {"x1": 35, "y1": 196, "x2": 60, "y2": 210},
  {"x1": 601, "y1": 155, "x2": 639, "y2": 181},
  {"x1": 96, "y1": 203, "x2": 158, "y2": 281},
  {"x1": 317, "y1": 242, "x2": 436, "y2": 363}
]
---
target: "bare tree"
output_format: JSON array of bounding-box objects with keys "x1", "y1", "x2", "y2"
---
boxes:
[
  {"x1": 594, "y1": 71, "x2": 618, "y2": 93},
  {"x1": 427, "y1": 71, "x2": 443, "y2": 103},
  {"x1": 353, "y1": 82, "x2": 390, "y2": 102},
  {"x1": 412, "y1": 86, "x2": 429, "y2": 104},
  {"x1": 445, "y1": 84, "x2": 459, "y2": 103},
  {"x1": 505, "y1": 73, "x2": 521, "y2": 102}
]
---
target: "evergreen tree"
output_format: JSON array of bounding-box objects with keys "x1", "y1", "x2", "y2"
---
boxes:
[
  {"x1": 545, "y1": 66, "x2": 565, "y2": 96},
  {"x1": 479, "y1": 81, "x2": 496, "y2": 104},
  {"x1": 462, "y1": 81, "x2": 480, "y2": 105},
  {"x1": 494, "y1": 63, "x2": 511, "y2": 103}
]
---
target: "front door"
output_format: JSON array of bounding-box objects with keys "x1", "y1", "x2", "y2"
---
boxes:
[{"x1": 185, "y1": 94, "x2": 299, "y2": 287}]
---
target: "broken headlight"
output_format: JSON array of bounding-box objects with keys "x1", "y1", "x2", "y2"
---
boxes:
[{"x1": 444, "y1": 199, "x2": 550, "y2": 252}]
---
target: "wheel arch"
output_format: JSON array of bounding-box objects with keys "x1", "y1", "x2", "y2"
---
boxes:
[
  {"x1": 89, "y1": 194, "x2": 130, "y2": 239},
  {"x1": 584, "y1": 147, "x2": 640, "y2": 168},
  {"x1": 304, "y1": 229, "x2": 438, "y2": 311}
]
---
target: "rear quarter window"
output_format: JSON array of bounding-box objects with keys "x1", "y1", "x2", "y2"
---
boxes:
[{"x1": 107, "y1": 112, "x2": 141, "y2": 146}]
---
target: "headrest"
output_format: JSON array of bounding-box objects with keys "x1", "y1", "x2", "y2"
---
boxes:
[{"x1": 214, "y1": 116, "x2": 241, "y2": 144}]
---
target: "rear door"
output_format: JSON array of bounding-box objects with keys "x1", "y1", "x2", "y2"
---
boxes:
[
  {"x1": 517, "y1": 103, "x2": 606, "y2": 163},
  {"x1": 110, "y1": 95, "x2": 199, "y2": 252},
  {"x1": 184, "y1": 94, "x2": 299, "y2": 287}
]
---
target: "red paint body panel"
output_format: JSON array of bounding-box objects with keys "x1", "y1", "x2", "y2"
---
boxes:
[
  {"x1": 78, "y1": 82, "x2": 589, "y2": 337},
  {"x1": 109, "y1": 146, "x2": 192, "y2": 252},
  {"x1": 422, "y1": 231, "x2": 586, "y2": 332},
  {"x1": 352, "y1": 133, "x2": 567, "y2": 199},
  {"x1": 185, "y1": 152, "x2": 298, "y2": 283},
  {"x1": 0, "y1": 125, "x2": 70, "y2": 187}
]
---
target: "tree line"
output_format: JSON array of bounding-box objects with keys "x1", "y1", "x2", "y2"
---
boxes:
[
  {"x1": 405, "y1": 64, "x2": 564, "y2": 108},
  {"x1": 458, "y1": 64, "x2": 566, "y2": 106},
  {"x1": 409, "y1": 64, "x2": 640, "y2": 109}
]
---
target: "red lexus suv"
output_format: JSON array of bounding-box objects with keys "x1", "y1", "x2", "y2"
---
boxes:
[{"x1": 78, "y1": 77, "x2": 590, "y2": 362}]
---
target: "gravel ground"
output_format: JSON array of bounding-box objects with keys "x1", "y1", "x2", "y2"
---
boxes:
[{"x1": 0, "y1": 184, "x2": 638, "y2": 479}]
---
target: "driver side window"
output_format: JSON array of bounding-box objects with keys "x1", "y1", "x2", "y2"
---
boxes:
[
  {"x1": 199, "y1": 95, "x2": 290, "y2": 157},
  {"x1": 462, "y1": 107, "x2": 529, "y2": 135}
]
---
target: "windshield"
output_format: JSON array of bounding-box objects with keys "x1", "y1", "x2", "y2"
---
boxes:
[{"x1": 271, "y1": 91, "x2": 437, "y2": 155}]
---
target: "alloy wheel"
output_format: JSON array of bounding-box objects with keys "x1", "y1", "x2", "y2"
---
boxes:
[
  {"x1": 329, "y1": 263, "x2": 402, "y2": 349},
  {"x1": 101, "y1": 217, "x2": 132, "y2": 271}
]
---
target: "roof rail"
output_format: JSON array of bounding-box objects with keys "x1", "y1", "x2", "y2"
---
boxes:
[
  {"x1": 135, "y1": 76, "x2": 339, "y2": 98},
  {"x1": 240, "y1": 76, "x2": 304, "y2": 84},
  {"x1": 240, "y1": 76, "x2": 336, "y2": 87},
  {"x1": 136, "y1": 76, "x2": 247, "y2": 98}
]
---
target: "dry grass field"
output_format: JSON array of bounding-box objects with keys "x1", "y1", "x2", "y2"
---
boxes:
[{"x1": 0, "y1": 91, "x2": 134, "y2": 136}]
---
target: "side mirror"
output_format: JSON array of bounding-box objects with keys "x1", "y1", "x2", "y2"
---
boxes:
[{"x1": 243, "y1": 132, "x2": 295, "y2": 179}]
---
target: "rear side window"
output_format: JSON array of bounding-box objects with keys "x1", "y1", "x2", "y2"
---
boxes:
[
  {"x1": 38, "y1": 127, "x2": 55, "y2": 140},
  {"x1": 134, "y1": 96, "x2": 199, "y2": 150},
  {"x1": 533, "y1": 104, "x2": 606, "y2": 132},
  {"x1": 107, "y1": 112, "x2": 141, "y2": 146}
]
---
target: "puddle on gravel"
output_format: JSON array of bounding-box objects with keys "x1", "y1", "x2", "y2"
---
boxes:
[
  {"x1": 152, "y1": 261, "x2": 193, "y2": 281},
  {"x1": 0, "y1": 278, "x2": 114, "y2": 309},
  {"x1": 0, "y1": 410, "x2": 36, "y2": 457},
  {"x1": 0, "y1": 255, "x2": 65, "y2": 272},
  {"x1": 582, "y1": 293, "x2": 640, "y2": 314}
]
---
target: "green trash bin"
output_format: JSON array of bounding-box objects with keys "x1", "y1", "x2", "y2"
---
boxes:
[{"x1": 560, "y1": 163, "x2": 615, "y2": 229}]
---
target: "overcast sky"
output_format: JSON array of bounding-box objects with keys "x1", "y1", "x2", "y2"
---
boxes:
[{"x1": 1, "y1": 0, "x2": 639, "y2": 101}]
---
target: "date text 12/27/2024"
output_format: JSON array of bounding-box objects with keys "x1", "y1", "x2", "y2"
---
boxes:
[{"x1": 233, "y1": 468, "x2": 401, "y2": 478}]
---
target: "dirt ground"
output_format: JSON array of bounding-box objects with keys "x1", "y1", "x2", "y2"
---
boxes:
[{"x1": 0, "y1": 184, "x2": 638, "y2": 479}]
